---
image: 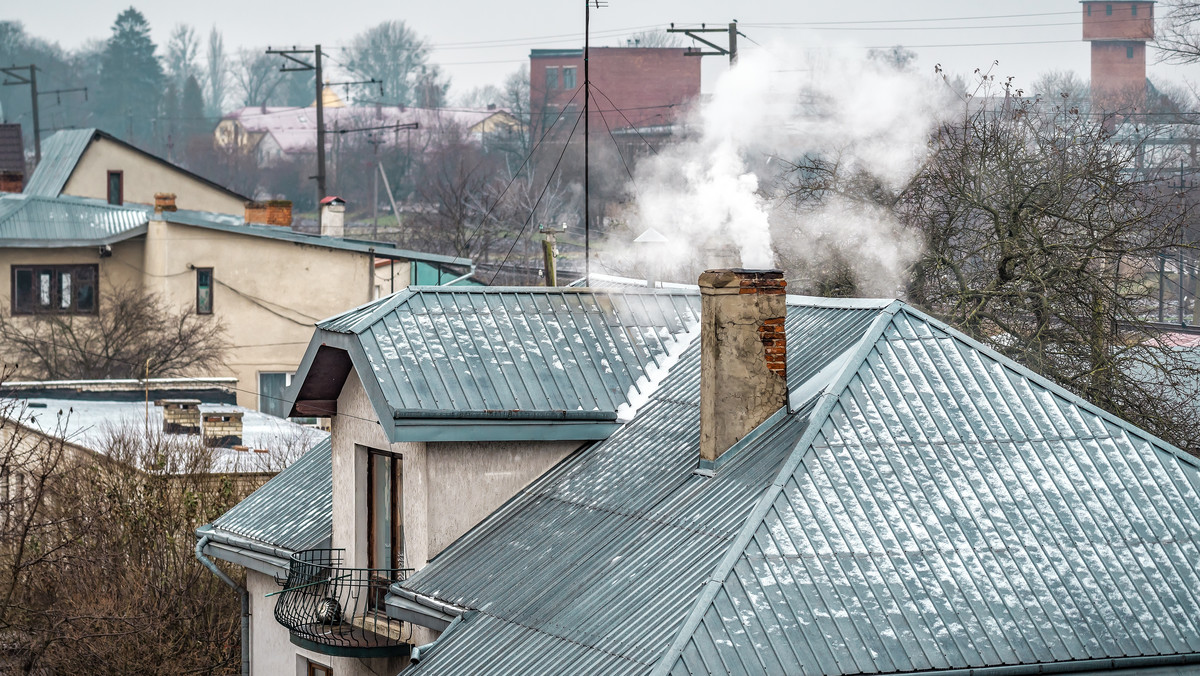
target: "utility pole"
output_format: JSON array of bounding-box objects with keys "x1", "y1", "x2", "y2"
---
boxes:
[
  {"x1": 266, "y1": 45, "x2": 326, "y2": 201},
  {"x1": 2, "y1": 65, "x2": 40, "y2": 165},
  {"x1": 667, "y1": 21, "x2": 743, "y2": 65},
  {"x1": 540, "y1": 223, "x2": 565, "y2": 287}
]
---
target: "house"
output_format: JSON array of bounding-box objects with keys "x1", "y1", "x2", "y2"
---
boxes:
[
  {"x1": 529, "y1": 47, "x2": 701, "y2": 138},
  {"x1": 0, "y1": 377, "x2": 327, "y2": 492},
  {"x1": 18, "y1": 128, "x2": 250, "y2": 216},
  {"x1": 0, "y1": 190, "x2": 471, "y2": 412},
  {"x1": 198, "y1": 270, "x2": 1200, "y2": 675},
  {"x1": 215, "y1": 105, "x2": 523, "y2": 167}
]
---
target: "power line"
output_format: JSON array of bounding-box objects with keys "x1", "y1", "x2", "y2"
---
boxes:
[{"x1": 489, "y1": 108, "x2": 585, "y2": 285}]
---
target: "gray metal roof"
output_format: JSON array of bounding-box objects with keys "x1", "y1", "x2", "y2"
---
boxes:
[
  {"x1": 208, "y1": 436, "x2": 332, "y2": 553},
  {"x1": 397, "y1": 301, "x2": 1200, "y2": 675},
  {"x1": 0, "y1": 192, "x2": 467, "y2": 265},
  {"x1": 294, "y1": 287, "x2": 702, "y2": 440},
  {"x1": 22, "y1": 128, "x2": 93, "y2": 197},
  {"x1": 0, "y1": 193, "x2": 148, "y2": 246}
]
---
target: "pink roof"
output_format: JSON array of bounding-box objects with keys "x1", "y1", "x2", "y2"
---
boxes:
[{"x1": 224, "y1": 105, "x2": 509, "y2": 155}]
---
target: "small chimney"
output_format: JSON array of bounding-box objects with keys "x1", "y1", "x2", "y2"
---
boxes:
[
  {"x1": 319, "y1": 196, "x2": 346, "y2": 238},
  {"x1": 157, "y1": 399, "x2": 201, "y2": 434},
  {"x1": 154, "y1": 192, "x2": 177, "y2": 213},
  {"x1": 698, "y1": 269, "x2": 788, "y2": 465},
  {"x1": 0, "y1": 171, "x2": 23, "y2": 193},
  {"x1": 245, "y1": 200, "x2": 292, "y2": 226},
  {"x1": 202, "y1": 409, "x2": 244, "y2": 447}
]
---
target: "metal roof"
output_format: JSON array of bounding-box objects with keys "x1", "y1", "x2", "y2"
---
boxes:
[
  {"x1": 0, "y1": 193, "x2": 148, "y2": 246},
  {"x1": 293, "y1": 287, "x2": 702, "y2": 440},
  {"x1": 22, "y1": 128, "x2": 93, "y2": 197},
  {"x1": 396, "y1": 301, "x2": 1200, "y2": 675},
  {"x1": 208, "y1": 436, "x2": 332, "y2": 553}
]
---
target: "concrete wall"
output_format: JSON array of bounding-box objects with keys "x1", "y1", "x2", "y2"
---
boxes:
[
  {"x1": 62, "y1": 137, "x2": 246, "y2": 215},
  {"x1": 531, "y1": 48, "x2": 700, "y2": 134}
]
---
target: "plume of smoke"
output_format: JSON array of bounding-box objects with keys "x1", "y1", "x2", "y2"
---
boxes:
[{"x1": 612, "y1": 40, "x2": 949, "y2": 292}]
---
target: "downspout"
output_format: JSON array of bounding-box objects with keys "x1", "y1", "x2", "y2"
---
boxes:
[
  {"x1": 409, "y1": 611, "x2": 470, "y2": 665},
  {"x1": 440, "y1": 263, "x2": 477, "y2": 287},
  {"x1": 196, "y1": 535, "x2": 251, "y2": 676}
]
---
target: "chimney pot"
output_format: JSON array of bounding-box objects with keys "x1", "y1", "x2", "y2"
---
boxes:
[
  {"x1": 698, "y1": 269, "x2": 788, "y2": 465},
  {"x1": 0, "y1": 171, "x2": 24, "y2": 193},
  {"x1": 319, "y1": 196, "x2": 346, "y2": 238},
  {"x1": 154, "y1": 192, "x2": 177, "y2": 213}
]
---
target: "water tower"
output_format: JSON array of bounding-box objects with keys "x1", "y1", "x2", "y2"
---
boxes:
[{"x1": 1081, "y1": 1, "x2": 1155, "y2": 110}]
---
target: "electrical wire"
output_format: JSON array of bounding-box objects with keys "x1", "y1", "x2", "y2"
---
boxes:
[
  {"x1": 461, "y1": 87, "x2": 585, "y2": 256},
  {"x1": 589, "y1": 84, "x2": 660, "y2": 156},
  {"x1": 488, "y1": 107, "x2": 585, "y2": 285}
]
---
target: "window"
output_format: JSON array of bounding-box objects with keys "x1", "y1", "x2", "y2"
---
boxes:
[
  {"x1": 1088, "y1": 5, "x2": 1092, "y2": 15},
  {"x1": 1132, "y1": 4, "x2": 1138, "y2": 16},
  {"x1": 545, "y1": 66, "x2": 559, "y2": 89},
  {"x1": 258, "y1": 372, "x2": 295, "y2": 418},
  {"x1": 106, "y1": 170, "x2": 123, "y2": 205},
  {"x1": 306, "y1": 661, "x2": 331, "y2": 676},
  {"x1": 563, "y1": 66, "x2": 577, "y2": 89},
  {"x1": 11, "y1": 264, "x2": 97, "y2": 315},
  {"x1": 1128, "y1": 45, "x2": 1135, "y2": 58},
  {"x1": 367, "y1": 449, "x2": 402, "y2": 570},
  {"x1": 1106, "y1": 3, "x2": 1113, "y2": 15},
  {"x1": 195, "y1": 268, "x2": 213, "y2": 314}
]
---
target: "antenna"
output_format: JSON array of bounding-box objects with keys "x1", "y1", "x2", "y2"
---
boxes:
[{"x1": 585, "y1": 0, "x2": 608, "y2": 285}]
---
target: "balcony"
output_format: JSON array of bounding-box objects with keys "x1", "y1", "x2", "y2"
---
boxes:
[{"x1": 273, "y1": 549, "x2": 414, "y2": 657}]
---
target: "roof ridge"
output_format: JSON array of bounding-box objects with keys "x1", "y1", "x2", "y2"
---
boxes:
[
  {"x1": 894, "y1": 304, "x2": 1200, "y2": 471},
  {"x1": 648, "y1": 300, "x2": 903, "y2": 676}
]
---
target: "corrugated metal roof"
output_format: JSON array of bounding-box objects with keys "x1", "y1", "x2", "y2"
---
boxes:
[
  {"x1": 209, "y1": 437, "x2": 332, "y2": 552},
  {"x1": 397, "y1": 301, "x2": 1200, "y2": 675},
  {"x1": 0, "y1": 193, "x2": 147, "y2": 246},
  {"x1": 312, "y1": 287, "x2": 702, "y2": 419},
  {"x1": 22, "y1": 128, "x2": 94, "y2": 197}
]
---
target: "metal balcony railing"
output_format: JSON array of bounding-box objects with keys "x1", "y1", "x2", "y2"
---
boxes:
[{"x1": 273, "y1": 549, "x2": 414, "y2": 657}]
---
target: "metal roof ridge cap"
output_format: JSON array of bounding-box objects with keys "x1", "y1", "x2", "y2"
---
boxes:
[
  {"x1": 785, "y1": 294, "x2": 895, "y2": 309},
  {"x1": 895, "y1": 303, "x2": 1200, "y2": 470},
  {"x1": 316, "y1": 288, "x2": 414, "y2": 332},
  {"x1": 349, "y1": 288, "x2": 417, "y2": 334},
  {"x1": 648, "y1": 300, "x2": 902, "y2": 676}
]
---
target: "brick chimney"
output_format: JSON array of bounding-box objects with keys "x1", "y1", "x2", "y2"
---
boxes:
[
  {"x1": 202, "y1": 410, "x2": 244, "y2": 447},
  {"x1": 0, "y1": 171, "x2": 23, "y2": 193},
  {"x1": 698, "y1": 269, "x2": 788, "y2": 464},
  {"x1": 154, "y1": 192, "x2": 177, "y2": 213},
  {"x1": 245, "y1": 200, "x2": 293, "y2": 226},
  {"x1": 157, "y1": 399, "x2": 201, "y2": 434},
  {"x1": 319, "y1": 196, "x2": 346, "y2": 237}
]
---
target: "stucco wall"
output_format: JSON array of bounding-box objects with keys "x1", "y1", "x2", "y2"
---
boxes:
[
  {"x1": 144, "y1": 219, "x2": 381, "y2": 408},
  {"x1": 62, "y1": 137, "x2": 246, "y2": 215},
  {"x1": 331, "y1": 371, "x2": 582, "y2": 571},
  {"x1": 424, "y1": 439, "x2": 579, "y2": 559}
]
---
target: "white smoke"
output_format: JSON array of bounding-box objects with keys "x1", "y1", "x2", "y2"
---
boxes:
[{"x1": 615, "y1": 40, "x2": 949, "y2": 290}]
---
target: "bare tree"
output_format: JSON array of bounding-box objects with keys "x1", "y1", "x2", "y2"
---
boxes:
[
  {"x1": 205, "y1": 26, "x2": 228, "y2": 116},
  {"x1": 1157, "y1": 1, "x2": 1200, "y2": 63},
  {"x1": 786, "y1": 78, "x2": 1200, "y2": 451},
  {"x1": 621, "y1": 30, "x2": 683, "y2": 48},
  {"x1": 232, "y1": 49, "x2": 284, "y2": 107},
  {"x1": 164, "y1": 24, "x2": 200, "y2": 92},
  {"x1": 0, "y1": 285, "x2": 228, "y2": 381},
  {"x1": 0, "y1": 388, "x2": 255, "y2": 674},
  {"x1": 345, "y1": 21, "x2": 446, "y2": 106}
]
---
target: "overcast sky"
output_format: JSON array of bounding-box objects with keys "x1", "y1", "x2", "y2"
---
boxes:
[{"x1": 8, "y1": 0, "x2": 1200, "y2": 100}]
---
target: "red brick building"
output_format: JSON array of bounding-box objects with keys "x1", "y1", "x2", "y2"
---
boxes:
[
  {"x1": 529, "y1": 48, "x2": 701, "y2": 138},
  {"x1": 1082, "y1": 1, "x2": 1155, "y2": 109}
]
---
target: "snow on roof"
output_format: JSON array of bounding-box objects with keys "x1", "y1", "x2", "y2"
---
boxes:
[{"x1": 6, "y1": 397, "x2": 328, "y2": 474}]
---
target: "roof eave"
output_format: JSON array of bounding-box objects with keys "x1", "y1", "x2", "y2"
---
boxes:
[{"x1": 390, "y1": 419, "x2": 621, "y2": 443}]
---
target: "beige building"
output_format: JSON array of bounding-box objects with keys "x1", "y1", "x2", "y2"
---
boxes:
[
  {"x1": 0, "y1": 189, "x2": 472, "y2": 413},
  {"x1": 21, "y1": 128, "x2": 249, "y2": 215}
]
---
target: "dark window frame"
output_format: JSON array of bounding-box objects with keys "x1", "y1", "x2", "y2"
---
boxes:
[
  {"x1": 106, "y1": 170, "x2": 123, "y2": 205},
  {"x1": 195, "y1": 267, "x2": 213, "y2": 315},
  {"x1": 10, "y1": 263, "x2": 99, "y2": 315},
  {"x1": 307, "y1": 662, "x2": 332, "y2": 676},
  {"x1": 563, "y1": 66, "x2": 578, "y2": 89},
  {"x1": 545, "y1": 66, "x2": 559, "y2": 90},
  {"x1": 366, "y1": 448, "x2": 402, "y2": 571},
  {"x1": 1106, "y1": 3, "x2": 1113, "y2": 15},
  {"x1": 1128, "y1": 45, "x2": 1135, "y2": 58},
  {"x1": 1132, "y1": 4, "x2": 1138, "y2": 16}
]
